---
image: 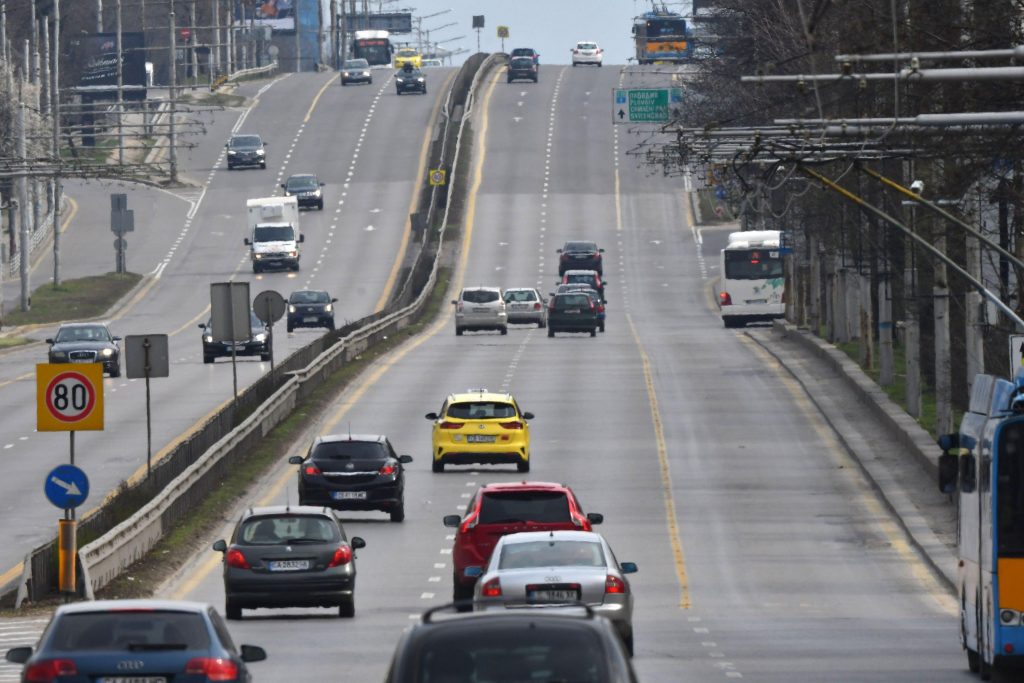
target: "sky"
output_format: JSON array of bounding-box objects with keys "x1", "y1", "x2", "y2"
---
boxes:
[{"x1": 397, "y1": 1, "x2": 692, "y2": 66}]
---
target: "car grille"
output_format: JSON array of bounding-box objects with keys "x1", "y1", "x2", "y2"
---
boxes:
[{"x1": 69, "y1": 350, "x2": 98, "y2": 361}]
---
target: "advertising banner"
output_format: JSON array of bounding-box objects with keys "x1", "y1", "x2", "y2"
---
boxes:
[{"x1": 72, "y1": 32, "x2": 146, "y2": 98}]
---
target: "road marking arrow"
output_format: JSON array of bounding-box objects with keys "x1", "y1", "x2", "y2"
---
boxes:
[{"x1": 51, "y1": 476, "x2": 82, "y2": 497}]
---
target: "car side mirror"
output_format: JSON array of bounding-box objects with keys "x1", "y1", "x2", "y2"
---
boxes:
[
  {"x1": 112, "y1": 336, "x2": 122, "y2": 341},
  {"x1": 224, "y1": 143, "x2": 229, "y2": 148},
  {"x1": 587, "y1": 512, "x2": 604, "y2": 525},
  {"x1": 288, "y1": 455, "x2": 303, "y2": 465},
  {"x1": 399, "y1": 455, "x2": 413, "y2": 464},
  {"x1": 331, "y1": 298, "x2": 338, "y2": 303},
  {"x1": 280, "y1": 183, "x2": 286, "y2": 189},
  {"x1": 425, "y1": 412, "x2": 439, "y2": 420},
  {"x1": 556, "y1": 249, "x2": 562, "y2": 253},
  {"x1": 522, "y1": 411, "x2": 535, "y2": 420},
  {"x1": 464, "y1": 566, "x2": 483, "y2": 578},
  {"x1": 240, "y1": 645, "x2": 267, "y2": 663},
  {"x1": 212, "y1": 539, "x2": 227, "y2": 553},
  {"x1": 244, "y1": 238, "x2": 251, "y2": 245},
  {"x1": 5, "y1": 647, "x2": 32, "y2": 664},
  {"x1": 938, "y1": 452, "x2": 958, "y2": 494},
  {"x1": 197, "y1": 324, "x2": 206, "y2": 330},
  {"x1": 350, "y1": 536, "x2": 366, "y2": 549},
  {"x1": 443, "y1": 514, "x2": 461, "y2": 528},
  {"x1": 320, "y1": 182, "x2": 325, "y2": 187},
  {"x1": 262, "y1": 142, "x2": 268, "y2": 147},
  {"x1": 299, "y1": 234, "x2": 305, "y2": 243},
  {"x1": 599, "y1": 248, "x2": 605, "y2": 253},
  {"x1": 620, "y1": 562, "x2": 638, "y2": 574},
  {"x1": 45, "y1": 338, "x2": 54, "y2": 344},
  {"x1": 450, "y1": 300, "x2": 458, "y2": 305}
]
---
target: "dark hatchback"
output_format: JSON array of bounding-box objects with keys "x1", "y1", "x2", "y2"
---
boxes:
[
  {"x1": 547, "y1": 292, "x2": 599, "y2": 337},
  {"x1": 396, "y1": 67, "x2": 427, "y2": 94},
  {"x1": 46, "y1": 322, "x2": 122, "y2": 377},
  {"x1": 225, "y1": 134, "x2": 266, "y2": 169},
  {"x1": 281, "y1": 173, "x2": 324, "y2": 210},
  {"x1": 4, "y1": 599, "x2": 266, "y2": 682},
  {"x1": 558, "y1": 284, "x2": 606, "y2": 332},
  {"x1": 510, "y1": 47, "x2": 540, "y2": 64},
  {"x1": 289, "y1": 434, "x2": 413, "y2": 522},
  {"x1": 199, "y1": 311, "x2": 271, "y2": 363},
  {"x1": 287, "y1": 289, "x2": 337, "y2": 332},
  {"x1": 384, "y1": 605, "x2": 637, "y2": 683},
  {"x1": 507, "y1": 56, "x2": 538, "y2": 83},
  {"x1": 558, "y1": 240, "x2": 604, "y2": 275},
  {"x1": 213, "y1": 505, "x2": 366, "y2": 619}
]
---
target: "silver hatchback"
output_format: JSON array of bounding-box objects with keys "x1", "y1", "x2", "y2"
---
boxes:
[
  {"x1": 503, "y1": 287, "x2": 547, "y2": 328},
  {"x1": 454, "y1": 287, "x2": 508, "y2": 336}
]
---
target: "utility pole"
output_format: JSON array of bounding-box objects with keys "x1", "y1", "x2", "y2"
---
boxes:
[
  {"x1": 212, "y1": 0, "x2": 220, "y2": 75},
  {"x1": 169, "y1": 10, "x2": 178, "y2": 183},
  {"x1": 29, "y1": 1, "x2": 37, "y2": 83},
  {"x1": 339, "y1": 5, "x2": 347, "y2": 66},
  {"x1": 52, "y1": 0, "x2": 62, "y2": 287},
  {"x1": 96, "y1": 0, "x2": 103, "y2": 32},
  {"x1": 330, "y1": 0, "x2": 338, "y2": 69},
  {"x1": 965, "y1": 193, "x2": 984, "y2": 390},
  {"x1": 905, "y1": 201, "x2": 921, "y2": 417},
  {"x1": 1, "y1": 1, "x2": 7, "y2": 65},
  {"x1": 17, "y1": 103, "x2": 29, "y2": 311},
  {"x1": 294, "y1": 8, "x2": 301, "y2": 72},
  {"x1": 116, "y1": 0, "x2": 123, "y2": 165},
  {"x1": 934, "y1": 219, "x2": 952, "y2": 436}
]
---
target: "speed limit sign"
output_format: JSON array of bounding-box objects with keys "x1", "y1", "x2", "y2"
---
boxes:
[{"x1": 36, "y1": 364, "x2": 104, "y2": 432}]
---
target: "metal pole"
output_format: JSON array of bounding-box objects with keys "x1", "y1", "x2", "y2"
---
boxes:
[
  {"x1": 934, "y1": 227, "x2": 952, "y2": 435},
  {"x1": 1, "y1": 1, "x2": 7, "y2": 65},
  {"x1": 168, "y1": 10, "x2": 177, "y2": 183},
  {"x1": 51, "y1": 0, "x2": 62, "y2": 288},
  {"x1": 29, "y1": 1, "x2": 37, "y2": 83},
  {"x1": 40, "y1": 19, "x2": 50, "y2": 117},
  {"x1": 905, "y1": 202, "x2": 921, "y2": 417},
  {"x1": 116, "y1": 0, "x2": 123, "y2": 165},
  {"x1": 226, "y1": 4, "x2": 233, "y2": 73},
  {"x1": 144, "y1": 338, "x2": 152, "y2": 479},
  {"x1": 330, "y1": 0, "x2": 337, "y2": 69},
  {"x1": 17, "y1": 103, "x2": 29, "y2": 312},
  {"x1": 339, "y1": 6, "x2": 347, "y2": 67},
  {"x1": 212, "y1": 0, "x2": 220, "y2": 75},
  {"x1": 96, "y1": 0, "x2": 103, "y2": 32},
  {"x1": 294, "y1": 8, "x2": 301, "y2": 72}
]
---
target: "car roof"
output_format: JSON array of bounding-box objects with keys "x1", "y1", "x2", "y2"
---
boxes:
[
  {"x1": 418, "y1": 604, "x2": 603, "y2": 627},
  {"x1": 55, "y1": 599, "x2": 210, "y2": 615},
  {"x1": 503, "y1": 287, "x2": 537, "y2": 292},
  {"x1": 447, "y1": 390, "x2": 515, "y2": 403},
  {"x1": 478, "y1": 481, "x2": 570, "y2": 493},
  {"x1": 314, "y1": 433, "x2": 387, "y2": 444}
]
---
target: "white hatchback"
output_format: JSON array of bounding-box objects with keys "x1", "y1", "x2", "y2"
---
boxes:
[{"x1": 572, "y1": 41, "x2": 603, "y2": 66}]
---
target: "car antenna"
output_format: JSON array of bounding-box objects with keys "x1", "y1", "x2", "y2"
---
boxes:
[{"x1": 348, "y1": 421, "x2": 352, "y2": 440}]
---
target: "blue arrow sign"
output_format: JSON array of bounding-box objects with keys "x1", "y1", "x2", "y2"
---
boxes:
[{"x1": 44, "y1": 464, "x2": 89, "y2": 509}]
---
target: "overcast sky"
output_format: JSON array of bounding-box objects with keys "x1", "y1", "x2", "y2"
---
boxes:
[{"x1": 403, "y1": 1, "x2": 692, "y2": 65}]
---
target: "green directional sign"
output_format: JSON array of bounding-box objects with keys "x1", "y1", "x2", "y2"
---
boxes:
[{"x1": 612, "y1": 88, "x2": 682, "y2": 124}]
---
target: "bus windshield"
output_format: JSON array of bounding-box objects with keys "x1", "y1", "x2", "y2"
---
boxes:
[
  {"x1": 644, "y1": 18, "x2": 686, "y2": 37},
  {"x1": 998, "y1": 421, "x2": 1024, "y2": 556},
  {"x1": 724, "y1": 249, "x2": 783, "y2": 280}
]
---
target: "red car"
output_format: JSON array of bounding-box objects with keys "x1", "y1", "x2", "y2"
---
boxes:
[
  {"x1": 560, "y1": 269, "x2": 606, "y2": 301},
  {"x1": 442, "y1": 481, "x2": 604, "y2": 605}
]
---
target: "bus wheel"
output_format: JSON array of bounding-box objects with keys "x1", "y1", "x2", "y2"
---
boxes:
[{"x1": 967, "y1": 648, "x2": 980, "y2": 673}]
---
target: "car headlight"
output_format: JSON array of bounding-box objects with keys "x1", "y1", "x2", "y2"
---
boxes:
[
  {"x1": 203, "y1": 335, "x2": 213, "y2": 343},
  {"x1": 51, "y1": 351, "x2": 66, "y2": 360},
  {"x1": 342, "y1": 71, "x2": 350, "y2": 77},
  {"x1": 254, "y1": 253, "x2": 263, "y2": 259},
  {"x1": 227, "y1": 150, "x2": 237, "y2": 155},
  {"x1": 288, "y1": 304, "x2": 296, "y2": 313},
  {"x1": 253, "y1": 332, "x2": 267, "y2": 342},
  {"x1": 288, "y1": 250, "x2": 298, "y2": 257},
  {"x1": 396, "y1": 78, "x2": 405, "y2": 83},
  {"x1": 256, "y1": 149, "x2": 265, "y2": 156},
  {"x1": 325, "y1": 304, "x2": 333, "y2": 312},
  {"x1": 417, "y1": 77, "x2": 424, "y2": 82},
  {"x1": 362, "y1": 71, "x2": 370, "y2": 76},
  {"x1": 101, "y1": 348, "x2": 114, "y2": 357}
]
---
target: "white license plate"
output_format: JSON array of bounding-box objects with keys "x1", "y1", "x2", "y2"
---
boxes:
[
  {"x1": 511, "y1": 304, "x2": 529, "y2": 310},
  {"x1": 332, "y1": 491, "x2": 367, "y2": 500},
  {"x1": 102, "y1": 678, "x2": 167, "y2": 683},
  {"x1": 467, "y1": 435, "x2": 496, "y2": 443},
  {"x1": 268, "y1": 560, "x2": 311, "y2": 571},
  {"x1": 71, "y1": 358, "x2": 94, "y2": 363},
  {"x1": 746, "y1": 299, "x2": 767, "y2": 304},
  {"x1": 304, "y1": 316, "x2": 318, "y2": 322},
  {"x1": 565, "y1": 309, "x2": 580, "y2": 314},
  {"x1": 473, "y1": 307, "x2": 491, "y2": 313},
  {"x1": 528, "y1": 589, "x2": 579, "y2": 602}
]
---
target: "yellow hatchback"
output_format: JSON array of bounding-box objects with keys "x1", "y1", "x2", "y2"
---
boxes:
[
  {"x1": 393, "y1": 47, "x2": 423, "y2": 69},
  {"x1": 425, "y1": 390, "x2": 534, "y2": 473}
]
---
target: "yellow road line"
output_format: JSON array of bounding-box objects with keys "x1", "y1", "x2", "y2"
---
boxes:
[
  {"x1": 303, "y1": 74, "x2": 336, "y2": 124},
  {"x1": 0, "y1": 371, "x2": 33, "y2": 390},
  {"x1": 174, "y1": 66, "x2": 505, "y2": 601},
  {"x1": 0, "y1": 562, "x2": 22, "y2": 590},
  {"x1": 374, "y1": 69, "x2": 458, "y2": 313}
]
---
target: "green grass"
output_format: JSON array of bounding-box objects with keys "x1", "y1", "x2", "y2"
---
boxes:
[
  {"x1": 0, "y1": 336, "x2": 30, "y2": 349},
  {"x1": 3, "y1": 273, "x2": 142, "y2": 326},
  {"x1": 696, "y1": 189, "x2": 735, "y2": 223}
]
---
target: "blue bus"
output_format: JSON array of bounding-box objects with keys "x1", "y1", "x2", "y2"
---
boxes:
[
  {"x1": 939, "y1": 372, "x2": 1024, "y2": 678},
  {"x1": 632, "y1": 10, "x2": 691, "y2": 64}
]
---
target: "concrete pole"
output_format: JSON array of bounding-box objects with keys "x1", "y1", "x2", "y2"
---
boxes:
[
  {"x1": 40, "y1": 19, "x2": 50, "y2": 116},
  {"x1": 212, "y1": 0, "x2": 220, "y2": 75},
  {"x1": 330, "y1": 0, "x2": 338, "y2": 69},
  {"x1": 17, "y1": 103, "x2": 30, "y2": 311},
  {"x1": 294, "y1": 9, "x2": 301, "y2": 72},
  {"x1": 809, "y1": 235, "x2": 821, "y2": 334},
  {"x1": 51, "y1": 0, "x2": 62, "y2": 287},
  {"x1": 934, "y1": 229, "x2": 953, "y2": 435},
  {"x1": 879, "y1": 275, "x2": 894, "y2": 385},
  {"x1": 1, "y1": 1, "x2": 7, "y2": 66},
  {"x1": 835, "y1": 265, "x2": 850, "y2": 343},
  {"x1": 116, "y1": 0, "x2": 123, "y2": 165},
  {"x1": 904, "y1": 203, "x2": 921, "y2": 416},
  {"x1": 860, "y1": 272, "x2": 874, "y2": 369},
  {"x1": 169, "y1": 11, "x2": 178, "y2": 183},
  {"x1": 965, "y1": 230, "x2": 984, "y2": 391},
  {"x1": 29, "y1": 1, "x2": 37, "y2": 84},
  {"x1": 226, "y1": 3, "x2": 234, "y2": 73},
  {"x1": 96, "y1": 0, "x2": 103, "y2": 33}
]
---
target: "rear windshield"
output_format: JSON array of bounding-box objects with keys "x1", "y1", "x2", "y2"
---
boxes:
[
  {"x1": 290, "y1": 291, "x2": 330, "y2": 304},
  {"x1": 238, "y1": 515, "x2": 340, "y2": 545},
  {"x1": 554, "y1": 294, "x2": 590, "y2": 310},
  {"x1": 230, "y1": 135, "x2": 261, "y2": 148},
  {"x1": 446, "y1": 402, "x2": 517, "y2": 420},
  {"x1": 565, "y1": 273, "x2": 597, "y2": 284},
  {"x1": 499, "y1": 540, "x2": 606, "y2": 569},
  {"x1": 479, "y1": 491, "x2": 571, "y2": 524},
  {"x1": 503, "y1": 290, "x2": 537, "y2": 303},
  {"x1": 47, "y1": 611, "x2": 211, "y2": 651},
  {"x1": 461, "y1": 289, "x2": 500, "y2": 304},
  {"x1": 511, "y1": 57, "x2": 534, "y2": 67},
  {"x1": 253, "y1": 225, "x2": 295, "y2": 242},
  {"x1": 724, "y1": 249, "x2": 784, "y2": 279},
  {"x1": 511, "y1": 48, "x2": 534, "y2": 56},
  {"x1": 312, "y1": 441, "x2": 386, "y2": 460},
  {"x1": 564, "y1": 241, "x2": 597, "y2": 252},
  {"x1": 578, "y1": 43, "x2": 598, "y2": 50},
  {"x1": 416, "y1": 624, "x2": 608, "y2": 682}
]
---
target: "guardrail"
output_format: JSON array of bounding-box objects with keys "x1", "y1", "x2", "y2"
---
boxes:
[
  {"x1": 0, "y1": 53, "x2": 504, "y2": 605},
  {"x1": 226, "y1": 61, "x2": 279, "y2": 84}
]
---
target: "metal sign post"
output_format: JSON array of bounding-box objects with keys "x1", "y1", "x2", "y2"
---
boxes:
[
  {"x1": 125, "y1": 334, "x2": 170, "y2": 479},
  {"x1": 253, "y1": 290, "x2": 285, "y2": 373},
  {"x1": 211, "y1": 282, "x2": 252, "y2": 401},
  {"x1": 110, "y1": 193, "x2": 135, "y2": 274}
]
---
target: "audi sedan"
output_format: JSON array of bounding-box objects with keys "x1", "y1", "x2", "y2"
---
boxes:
[
  {"x1": 4, "y1": 599, "x2": 266, "y2": 681},
  {"x1": 471, "y1": 530, "x2": 638, "y2": 655},
  {"x1": 199, "y1": 311, "x2": 271, "y2": 363},
  {"x1": 46, "y1": 322, "x2": 122, "y2": 377}
]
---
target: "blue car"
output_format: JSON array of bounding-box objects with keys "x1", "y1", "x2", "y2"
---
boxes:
[{"x1": 4, "y1": 599, "x2": 267, "y2": 682}]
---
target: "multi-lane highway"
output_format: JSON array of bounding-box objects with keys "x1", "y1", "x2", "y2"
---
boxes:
[{"x1": 0, "y1": 66, "x2": 454, "y2": 577}]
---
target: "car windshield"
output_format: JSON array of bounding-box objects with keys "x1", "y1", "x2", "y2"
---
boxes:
[
  {"x1": 55, "y1": 326, "x2": 110, "y2": 343},
  {"x1": 399, "y1": 69, "x2": 423, "y2": 77},
  {"x1": 286, "y1": 176, "x2": 319, "y2": 191},
  {"x1": 503, "y1": 290, "x2": 537, "y2": 303},
  {"x1": 203, "y1": 313, "x2": 263, "y2": 335},
  {"x1": 397, "y1": 49, "x2": 417, "y2": 57},
  {"x1": 48, "y1": 611, "x2": 211, "y2": 651},
  {"x1": 416, "y1": 625, "x2": 608, "y2": 682},
  {"x1": 461, "y1": 290, "x2": 499, "y2": 304},
  {"x1": 499, "y1": 540, "x2": 606, "y2": 569},
  {"x1": 239, "y1": 515, "x2": 340, "y2": 545},
  {"x1": 565, "y1": 241, "x2": 597, "y2": 252},
  {"x1": 253, "y1": 225, "x2": 294, "y2": 242},
  {"x1": 478, "y1": 491, "x2": 571, "y2": 524},
  {"x1": 230, "y1": 135, "x2": 261, "y2": 148},
  {"x1": 344, "y1": 59, "x2": 368, "y2": 68},
  {"x1": 554, "y1": 294, "x2": 591, "y2": 309},
  {"x1": 446, "y1": 402, "x2": 517, "y2": 420},
  {"x1": 291, "y1": 291, "x2": 330, "y2": 304},
  {"x1": 311, "y1": 440, "x2": 386, "y2": 460}
]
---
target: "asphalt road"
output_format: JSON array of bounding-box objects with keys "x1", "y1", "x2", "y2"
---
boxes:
[
  {"x1": 0, "y1": 66, "x2": 455, "y2": 577},
  {"x1": 136, "y1": 62, "x2": 975, "y2": 682}
]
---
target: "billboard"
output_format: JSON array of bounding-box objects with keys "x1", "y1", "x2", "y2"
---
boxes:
[
  {"x1": 71, "y1": 32, "x2": 147, "y2": 99},
  {"x1": 343, "y1": 12, "x2": 413, "y2": 34},
  {"x1": 240, "y1": 0, "x2": 296, "y2": 32}
]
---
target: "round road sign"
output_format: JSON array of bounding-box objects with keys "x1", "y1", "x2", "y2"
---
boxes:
[
  {"x1": 45, "y1": 370, "x2": 98, "y2": 424},
  {"x1": 253, "y1": 290, "x2": 286, "y2": 324},
  {"x1": 428, "y1": 169, "x2": 446, "y2": 186}
]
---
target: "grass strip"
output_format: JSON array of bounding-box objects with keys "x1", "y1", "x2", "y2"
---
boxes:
[{"x1": 3, "y1": 273, "x2": 141, "y2": 326}]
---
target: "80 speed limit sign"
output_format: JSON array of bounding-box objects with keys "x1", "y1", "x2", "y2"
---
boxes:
[{"x1": 36, "y1": 364, "x2": 104, "y2": 432}]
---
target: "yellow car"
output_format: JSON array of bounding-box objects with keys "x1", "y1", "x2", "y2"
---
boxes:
[
  {"x1": 425, "y1": 390, "x2": 534, "y2": 473},
  {"x1": 393, "y1": 47, "x2": 423, "y2": 69}
]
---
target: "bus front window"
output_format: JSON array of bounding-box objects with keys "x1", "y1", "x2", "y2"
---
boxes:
[{"x1": 997, "y1": 421, "x2": 1024, "y2": 556}]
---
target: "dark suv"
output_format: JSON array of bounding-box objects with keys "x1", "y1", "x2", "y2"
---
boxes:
[
  {"x1": 443, "y1": 481, "x2": 603, "y2": 603},
  {"x1": 396, "y1": 67, "x2": 427, "y2": 94},
  {"x1": 507, "y1": 56, "x2": 538, "y2": 83},
  {"x1": 547, "y1": 292, "x2": 599, "y2": 337},
  {"x1": 558, "y1": 240, "x2": 604, "y2": 275},
  {"x1": 287, "y1": 290, "x2": 337, "y2": 331},
  {"x1": 199, "y1": 311, "x2": 271, "y2": 363},
  {"x1": 225, "y1": 133, "x2": 267, "y2": 169},
  {"x1": 289, "y1": 433, "x2": 413, "y2": 522},
  {"x1": 510, "y1": 47, "x2": 540, "y2": 64}
]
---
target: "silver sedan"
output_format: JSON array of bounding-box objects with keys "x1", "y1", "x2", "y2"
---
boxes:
[
  {"x1": 471, "y1": 530, "x2": 637, "y2": 655},
  {"x1": 503, "y1": 287, "x2": 547, "y2": 328}
]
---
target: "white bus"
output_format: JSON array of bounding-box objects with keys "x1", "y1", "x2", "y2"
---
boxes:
[{"x1": 719, "y1": 230, "x2": 785, "y2": 328}]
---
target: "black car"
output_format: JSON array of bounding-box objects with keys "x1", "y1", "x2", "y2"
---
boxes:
[
  {"x1": 507, "y1": 56, "x2": 538, "y2": 83},
  {"x1": 199, "y1": 311, "x2": 271, "y2": 364},
  {"x1": 558, "y1": 240, "x2": 604, "y2": 275},
  {"x1": 384, "y1": 605, "x2": 637, "y2": 683},
  {"x1": 213, "y1": 505, "x2": 366, "y2": 619},
  {"x1": 281, "y1": 173, "x2": 324, "y2": 210},
  {"x1": 46, "y1": 322, "x2": 122, "y2": 377},
  {"x1": 225, "y1": 133, "x2": 267, "y2": 169},
  {"x1": 510, "y1": 47, "x2": 540, "y2": 64},
  {"x1": 547, "y1": 292, "x2": 599, "y2": 337},
  {"x1": 557, "y1": 284, "x2": 606, "y2": 332},
  {"x1": 341, "y1": 58, "x2": 373, "y2": 85},
  {"x1": 289, "y1": 433, "x2": 413, "y2": 522},
  {"x1": 4, "y1": 599, "x2": 266, "y2": 681},
  {"x1": 396, "y1": 67, "x2": 427, "y2": 94},
  {"x1": 287, "y1": 290, "x2": 337, "y2": 332}
]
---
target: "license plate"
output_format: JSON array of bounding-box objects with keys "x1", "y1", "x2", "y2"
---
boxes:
[
  {"x1": 268, "y1": 560, "x2": 311, "y2": 571},
  {"x1": 565, "y1": 309, "x2": 580, "y2": 314},
  {"x1": 332, "y1": 491, "x2": 367, "y2": 500},
  {"x1": 304, "y1": 316, "x2": 318, "y2": 322},
  {"x1": 102, "y1": 677, "x2": 167, "y2": 683},
  {"x1": 473, "y1": 307, "x2": 491, "y2": 313},
  {"x1": 528, "y1": 589, "x2": 579, "y2": 602},
  {"x1": 467, "y1": 435, "x2": 496, "y2": 443},
  {"x1": 746, "y1": 299, "x2": 767, "y2": 304},
  {"x1": 71, "y1": 358, "x2": 94, "y2": 363},
  {"x1": 512, "y1": 304, "x2": 529, "y2": 310}
]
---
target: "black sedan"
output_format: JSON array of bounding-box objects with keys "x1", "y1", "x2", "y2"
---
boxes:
[
  {"x1": 213, "y1": 505, "x2": 366, "y2": 619},
  {"x1": 396, "y1": 68, "x2": 427, "y2": 94},
  {"x1": 289, "y1": 433, "x2": 413, "y2": 522},
  {"x1": 199, "y1": 311, "x2": 271, "y2": 363},
  {"x1": 281, "y1": 173, "x2": 325, "y2": 210},
  {"x1": 287, "y1": 289, "x2": 337, "y2": 331},
  {"x1": 46, "y1": 322, "x2": 122, "y2": 377},
  {"x1": 557, "y1": 240, "x2": 604, "y2": 275}
]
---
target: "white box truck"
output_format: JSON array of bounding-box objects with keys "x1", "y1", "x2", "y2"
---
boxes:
[{"x1": 244, "y1": 196, "x2": 303, "y2": 273}]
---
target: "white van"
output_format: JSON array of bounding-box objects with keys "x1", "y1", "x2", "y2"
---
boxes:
[
  {"x1": 719, "y1": 230, "x2": 785, "y2": 328},
  {"x1": 244, "y1": 196, "x2": 303, "y2": 273}
]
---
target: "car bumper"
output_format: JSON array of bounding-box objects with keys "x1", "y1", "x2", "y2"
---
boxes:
[
  {"x1": 435, "y1": 449, "x2": 528, "y2": 466},
  {"x1": 573, "y1": 55, "x2": 602, "y2": 64},
  {"x1": 721, "y1": 303, "x2": 784, "y2": 321},
  {"x1": 508, "y1": 70, "x2": 537, "y2": 80},
  {"x1": 291, "y1": 195, "x2": 322, "y2": 208},
  {"x1": 299, "y1": 479, "x2": 403, "y2": 510},
  {"x1": 342, "y1": 75, "x2": 371, "y2": 83},
  {"x1": 507, "y1": 312, "x2": 544, "y2": 324},
  {"x1": 397, "y1": 83, "x2": 426, "y2": 92},
  {"x1": 253, "y1": 255, "x2": 299, "y2": 269},
  {"x1": 455, "y1": 312, "x2": 507, "y2": 330},
  {"x1": 548, "y1": 314, "x2": 598, "y2": 331},
  {"x1": 475, "y1": 599, "x2": 630, "y2": 629},
  {"x1": 225, "y1": 574, "x2": 355, "y2": 608},
  {"x1": 204, "y1": 342, "x2": 267, "y2": 358},
  {"x1": 227, "y1": 155, "x2": 263, "y2": 166},
  {"x1": 288, "y1": 313, "x2": 334, "y2": 329}
]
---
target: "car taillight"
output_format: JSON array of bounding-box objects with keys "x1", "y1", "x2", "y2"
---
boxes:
[
  {"x1": 226, "y1": 548, "x2": 250, "y2": 569},
  {"x1": 25, "y1": 659, "x2": 77, "y2": 682},
  {"x1": 481, "y1": 577, "x2": 502, "y2": 597},
  {"x1": 533, "y1": 302, "x2": 541, "y2": 310},
  {"x1": 379, "y1": 463, "x2": 397, "y2": 475},
  {"x1": 439, "y1": 421, "x2": 463, "y2": 429},
  {"x1": 572, "y1": 513, "x2": 586, "y2": 529},
  {"x1": 588, "y1": 301, "x2": 595, "y2": 311},
  {"x1": 186, "y1": 657, "x2": 239, "y2": 681},
  {"x1": 719, "y1": 292, "x2": 732, "y2": 306},
  {"x1": 460, "y1": 511, "x2": 479, "y2": 533},
  {"x1": 499, "y1": 421, "x2": 523, "y2": 429},
  {"x1": 328, "y1": 545, "x2": 353, "y2": 567},
  {"x1": 605, "y1": 575, "x2": 627, "y2": 594},
  {"x1": 304, "y1": 464, "x2": 321, "y2": 476}
]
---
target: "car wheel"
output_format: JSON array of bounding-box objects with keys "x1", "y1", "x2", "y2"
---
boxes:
[
  {"x1": 453, "y1": 578, "x2": 474, "y2": 611},
  {"x1": 203, "y1": 355, "x2": 214, "y2": 364},
  {"x1": 517, "y1": 459, "x2": 530, "y2": 473},
  {"x1": 369, "y1": 77, "x2": 373, "y2": 84},
  {"x1": 327, "y1": 319, "x2": 335, "y2": 331},
  {"x1": 260, "y1": 351, "x2": 272, "y2": 362},
  {"x1": 590, "y1": 328, "x2": 597, "y2": 337},
  {"x1": 286, "y1": 322, "x2": 294, "y2": 333},
  {"x1": 572, "y1": 62, "x2": 578, "y2": 67},
  {"x1": 538, "y1": 319, "x2": 546, "y2": 329},
  {"x1": 226, "y1": 163, "x2": 234, "y2": 170},
  {"x1": 967, "y1": 649, "x2": 981, "y2": 674},
  {"x1": 533, "y1": 76, "x2": 538, "y2": 83},
  {"x1": 225, "y1": 601, "x2": 242, "y2": 620},
  {"x1": 547, "y1": 328, "x2": 554, "y2": 338},
  {"x1": 432, "y1": 459, "x2": 444, "y2": 473},
  {"x1": 622, "y1": 631, "x2": 634, "y2": 657},
  {"x1": 260, "y1": 161, "x2": 266, "y2": 169},
  {"x1": 338, "y1": 597, "x2": 355, "y2": 618},
  {"x1": 455, "y1": 326, "x2": 463, "y2": 336},
  {"x1": 318, "y1": 200, "x2": 324, "y2": 211},
  {"x1": 599, "y1": 322, "x2": 605, "y2": 332},
  {"x1": 253, "y1": 264, "x2": 261, "y2": 274},
  {"x1": 389, "y1": 501, "x2": 405, "y2": 523},
  {"x1": 109, "y1": 364, "x2": 121, "y2": 378},
  {"x1": 500, "y1": 326, "x2": 508, "y2": 336}
]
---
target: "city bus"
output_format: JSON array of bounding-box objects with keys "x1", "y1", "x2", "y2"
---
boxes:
[
  {"x1": 939, "y1": 372, "x2": 1024, "y2": 678},
  {"x1": 351, "y1": 30, "x2": 392, "y2": 66},
  {"x1": 718, "y1": 230, "x2": 785, "y2": 328},
  {"x1": 632, "y1": 9, "x2": 691, "y2": 64}
]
